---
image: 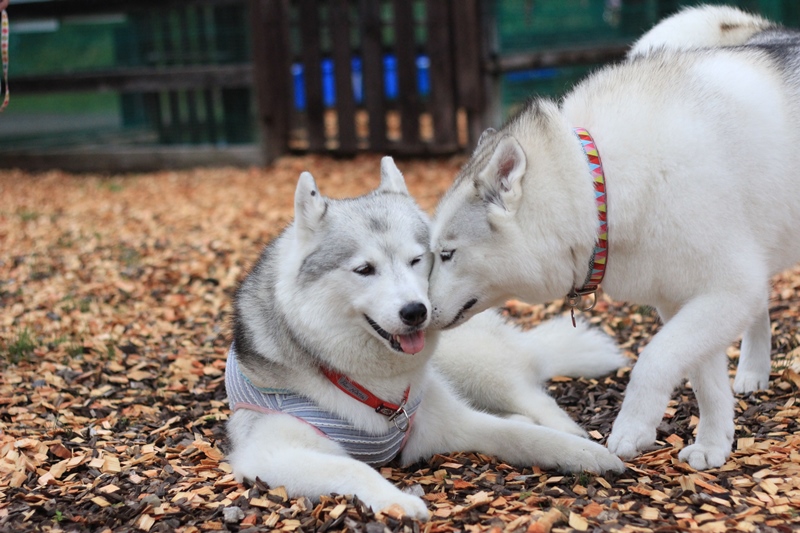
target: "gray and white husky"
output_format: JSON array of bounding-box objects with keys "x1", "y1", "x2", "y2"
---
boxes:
[
  {"x1": 225, "y1": 158, "x2": 625, "y2": 519},
  {"x1": 428, "y1": 9, "x2": 800, "y2": 471}
]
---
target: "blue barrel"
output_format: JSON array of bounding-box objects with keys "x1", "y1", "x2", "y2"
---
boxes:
[
  {"x1": 416, "y1": 55, "x2": 430, "y2": 97},
  {"x1": 321, "y1": 58, "x2": 335, "y2": 107},
  {"x1": 292, "y1": 63, "x2": 306, "y2": 111},
  {"x1": 351, "y1": 56, "x2": 364, "y2": 104}
]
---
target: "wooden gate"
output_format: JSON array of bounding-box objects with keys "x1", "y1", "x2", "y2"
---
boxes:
[{"x1": 250, "y1": 0, "x2": 485, "y2": 160}]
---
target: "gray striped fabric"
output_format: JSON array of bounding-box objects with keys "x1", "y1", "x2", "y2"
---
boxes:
[{"x1": 225, "y1": 345, "x2": 421, "y2": 467}]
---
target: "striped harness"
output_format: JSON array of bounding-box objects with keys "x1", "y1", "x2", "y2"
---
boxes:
[{"x1": 225, "y1": 346, "x2": 421, "y2": 467}]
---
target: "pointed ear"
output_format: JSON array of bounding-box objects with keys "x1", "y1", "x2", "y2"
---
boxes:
[
  {"x1": 475, "y1": 128, "x2": 497, "y2": 150},
  {"x1": 478, "y1": 135, "x2": 527, "y2": 213},
  {"x1": 294, "y1": 171, "x2": 327, "y2": 243},
  {"x1": 379, "y1": 156, "x2": 409, "y2": 195}
]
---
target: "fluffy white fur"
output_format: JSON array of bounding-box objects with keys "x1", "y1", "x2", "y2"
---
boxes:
[
  {"x1": 628, "y1": 5, "x2": 770, "y2": 58},
  {"x1": 428, "y1": 18, "x2": 799, "y2": 470},
  {"x1": 227, "y1": 158, "x2": 626, "y2": 520}
]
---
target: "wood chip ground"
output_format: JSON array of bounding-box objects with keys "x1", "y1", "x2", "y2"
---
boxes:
[{"x1": 1, "y1": 155, "x2": 799, "y2": 532}]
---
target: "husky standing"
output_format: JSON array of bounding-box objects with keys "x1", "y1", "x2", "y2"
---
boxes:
[
  {"x1": 427, "y1": 10, "x2": 800, "y2": 470},
  {"x1": 225, "y1": 158, "x2": 625, "y2": 519}
]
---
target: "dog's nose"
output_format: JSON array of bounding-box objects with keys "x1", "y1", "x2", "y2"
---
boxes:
[{"x1": 399, "y1": 302, "x2": 428, "y2": 327}]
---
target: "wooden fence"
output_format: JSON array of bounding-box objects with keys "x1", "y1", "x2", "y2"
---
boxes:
[
  {"x1": 251, "y1": 0, "x2": 485, "y2": 160},
  {"x1": 4, "y1": 0, "x2": 640, "y2": 170}
]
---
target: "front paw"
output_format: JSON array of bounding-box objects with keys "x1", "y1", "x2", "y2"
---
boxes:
[
  {"x1": 551, "y1": 437, "x2": 625, "y2": 474},
  {"x1": 732, "y1": 370, "x2": 770, "y2": 394},
  {"x1": 366, "y1": 491, "x2": 429, "y2": 521},
  {"x1": 678, "y1": 443, "x2": 729, "y2": 470},
  {"x1": 607, "y1": 421, "x2": 656, "y2": 460}
]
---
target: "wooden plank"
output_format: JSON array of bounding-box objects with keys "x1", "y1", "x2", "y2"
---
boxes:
[
  {"x1": 425, "y1": 0, "x2": 456, "y2": 147},
  {"x1": 12, "y1": 65, "x2": 253, "y2": 94},
  {"x1": 9, "y1": 0, "x2": 246, "y2": 18},
  {"x1": 0, "y1": 145, "x2": 264, "y2": 173},
  {"x1": 392, "y1": 0, "x2": 420, "y2": 147},
  {"x1": 196, "y1": 5, "x2": 219, "y2": 143},
  {"x1": 450, "y1": 0, "x2": 485, "y2": 147},
  {"x1": 489, "y1": 44, "x2": 629, "y2": 73},
  {"x1": 330, "y1": 0, "x2": 357, "y2": 155},
  {"x1": 178, "y1": 7, "x2": 202, "y2": 143},
  {"x1": 162, "y1": 9, "x2": 182, "y2": 143},
  {"x1": 359, "y1": 0, "x2": 386, "y2": 151},
  {"x1": 143, "y1": 92, "x2": 164, "y2": 142},
  {"x1": 250, "y1": 0, "x2": 291, "y2": 162},
  {"x1": 298, "y1": 0, "x2": 325, "y2": 151}
]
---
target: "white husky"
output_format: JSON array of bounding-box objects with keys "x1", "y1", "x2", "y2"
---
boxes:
[
  {"x1": 428, "y1": 12, "x2": 800, "y2": 470},
  {"x1": 225, "y1": 158, "x2": 625, "y2": 520}
]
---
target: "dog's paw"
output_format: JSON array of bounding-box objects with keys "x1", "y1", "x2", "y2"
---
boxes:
[
  {"x1": 367, "y1": 492, "x2": 429, "y2": 521},
  {"x1": 678, "y1": 443, "x2": 729, "y2": 470},
  {"x1": 607, "y1": 423, "x2": 656, "y2": 460},
  {"x1": 553, "y1": 439, "x2": 626, "y2": 474},
  {"x1": 732, "y1": 370, "x2": 770, "y2": 394}
]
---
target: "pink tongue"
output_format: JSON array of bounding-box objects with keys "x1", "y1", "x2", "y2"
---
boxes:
[{"x1": 397, "y1": 330, "x2": 425, "y2": 354}]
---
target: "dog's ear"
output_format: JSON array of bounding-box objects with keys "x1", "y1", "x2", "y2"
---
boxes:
[
  {"x1": 478, "y1": 135, "x2": 527, "y2": 214},
  {"x1": 294, "y1": 171, "x2": 327, "y2": 242},
  {"x1": 475, "y1": 128, "x2": 497, "y2": 151},
  {"x1": 378, "y1": 156, "x2": 409, "y2": 195}
]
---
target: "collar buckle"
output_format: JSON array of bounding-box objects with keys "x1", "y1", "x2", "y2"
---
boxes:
[
  {"x1": 567, "y1": 287, "x2": 599, "y2": 311},
  {"x1": 567, "y1": 288, "x2": 599, "y2": 328},
  {"x1": 386, "y1": 399, "x2": 410, "y2": 432}
]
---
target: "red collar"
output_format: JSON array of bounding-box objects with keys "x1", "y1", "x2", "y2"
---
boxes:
[
  {"x1": 321, "y1": 367, "x2": 412, "y2": 431},
  {"x1": 568, "y1": 127, "x2": 608, "y2": 327}
]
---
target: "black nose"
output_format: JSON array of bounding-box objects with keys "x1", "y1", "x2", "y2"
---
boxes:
[{"x1": 399, "y1": 302, "x2": 428, "y2": 327}]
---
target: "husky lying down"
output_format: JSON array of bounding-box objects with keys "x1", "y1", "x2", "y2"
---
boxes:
[
  {"x1": 225, "y1": 158, "x2": 625, "y2": 519},
  {"x1": 427, "y1": 6, "x2": 800, "y2": 470}
]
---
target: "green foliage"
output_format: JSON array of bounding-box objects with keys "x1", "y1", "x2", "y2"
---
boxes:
[
  {"x1": 18, "y1": 209, "x2": 40, "y2": 222},
  {"x1": 5, "y1": 328, "x2": 38, "y2": 364}
]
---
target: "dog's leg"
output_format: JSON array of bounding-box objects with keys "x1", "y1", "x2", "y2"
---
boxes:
[
  {"x1": 228, "y1": 410, "x2": 429, "y2": 520},
  {"x1": 679, "y1": 349, "x2": 735, "y2": 469},
  {"x1": 401, "y1": 373, "x2": 625, "y2": 474},
  {"x1": 606, "y1": 291, "x2": 757, "y2": 467},
  {"x1": 499, "y1": 383, "x2": 588, "y2": 437},
  {"x1": 733, "y1": 302, "x2": 772, "y2": 393}
]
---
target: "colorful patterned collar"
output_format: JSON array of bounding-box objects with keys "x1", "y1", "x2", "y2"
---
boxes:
[{"x1": 567, "y1": 127, "x2": 608, "y2": 327}]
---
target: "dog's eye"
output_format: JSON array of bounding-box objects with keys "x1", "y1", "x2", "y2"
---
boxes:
[
  {"x1": 410, "y1": 255, "x2": 422, "y2": 267},
  {"x1": 354, "y1": 263, "x2": 375, "y2": 276},
  {"x1": 440, "y1": 249, "x2": 455, "y2": 262}
]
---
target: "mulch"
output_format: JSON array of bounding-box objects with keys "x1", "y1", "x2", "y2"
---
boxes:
[{"x1": 1, "y1": 154, "x2": 799, "y2": 533}]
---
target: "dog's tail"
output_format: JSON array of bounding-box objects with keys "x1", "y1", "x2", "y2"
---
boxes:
[
  {"x1": 516, "y1": 314, "x2": 630, "y2": 380},
  {"x1": 437, "y1": 310, "x2": 629, "y2": 383},
  {"x1": 628, "y1": 5, "x2": 771, "y2": 59}
]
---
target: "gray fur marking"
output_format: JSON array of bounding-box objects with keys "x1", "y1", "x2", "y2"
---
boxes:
[{"x1": 298, "y1": 237, "x2": 359, "y2": 286}]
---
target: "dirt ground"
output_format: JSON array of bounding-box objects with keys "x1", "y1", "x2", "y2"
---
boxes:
[{"x1": 1, "y1": 154, "x2": 799, "y2": 532}]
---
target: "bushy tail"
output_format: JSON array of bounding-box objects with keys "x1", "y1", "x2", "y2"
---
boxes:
[
  {"x1": 514, "y1": 314, "x2": 630, "y2": 380},
  {"x1": 628, "y1": 5, "x2": 771, "y2": 59},
  {"x1": 435, "y1": 310, "x2": 629, "y2": 385}
]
